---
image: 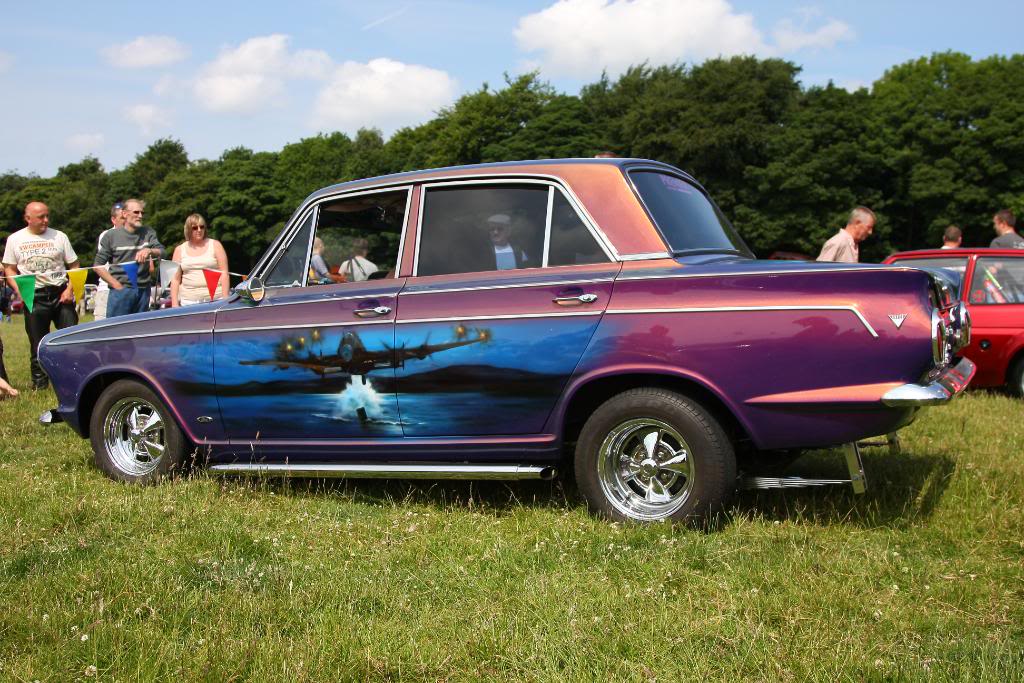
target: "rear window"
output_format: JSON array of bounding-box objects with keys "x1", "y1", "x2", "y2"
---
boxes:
[
  {"x1": 890, "y1": 257, "x2": 968, "y2": 294},
  {"x1": 629, "y1": 170, "x2": 751, "y2": 255}
]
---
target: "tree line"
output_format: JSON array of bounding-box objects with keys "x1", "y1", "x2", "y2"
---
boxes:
[{"x1": 3, "y1": 51, "x2": 1023, "y2": 272}]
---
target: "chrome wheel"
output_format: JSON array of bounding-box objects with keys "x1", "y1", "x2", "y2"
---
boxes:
[
  {"x1": 597, "y1": 418, "x2": 695, "y2": 521},
  {"x1": 102, "y1": 397, "x2": 166, "y2": 477}
]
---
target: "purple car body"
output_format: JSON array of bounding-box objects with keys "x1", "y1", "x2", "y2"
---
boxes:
[{"x1": 39, "y1": 158, "x2": 974, "y2": 523}]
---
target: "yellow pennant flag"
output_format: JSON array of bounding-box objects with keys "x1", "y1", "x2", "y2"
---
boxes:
[{"x1": 67, "y1": 269, "x2": 88, "y2": 302}]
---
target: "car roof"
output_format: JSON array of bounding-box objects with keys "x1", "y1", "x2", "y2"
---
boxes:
[
  {"x1": 884, "y1": 248, "x2": 1024, "y2": 262},
  {"x1": 306, "y1": 157, "x2": 697, "y2": 199}
]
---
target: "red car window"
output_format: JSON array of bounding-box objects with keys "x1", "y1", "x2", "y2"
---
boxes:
[{"x1": 969, "y1": 257, "x2": 1024, "y2": 305}]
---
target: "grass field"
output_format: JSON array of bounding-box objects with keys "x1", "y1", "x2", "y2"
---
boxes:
[{"x1": 1, "y1": 316, "x2": 1023, "y2": 681}]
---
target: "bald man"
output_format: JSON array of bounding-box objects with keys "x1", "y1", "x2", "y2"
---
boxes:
[{"x1": 2, "y1": 202, "x2": 80, "y2": 389}]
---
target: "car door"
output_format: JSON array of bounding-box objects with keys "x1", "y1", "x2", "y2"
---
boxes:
[
  {"x1": 394, "y1": 180, "x2": 620, "y2": 436},
  {"x1": 213, "y1": 188, "x2": 411, "y2": 450},
  {"x1": 963, "y1": 253, "x2": 1024, "y2": 385}
]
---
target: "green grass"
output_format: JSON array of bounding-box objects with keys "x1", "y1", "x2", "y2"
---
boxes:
[{"x1": 1, "y1": 317, "x2": 1023, "y2": 681}]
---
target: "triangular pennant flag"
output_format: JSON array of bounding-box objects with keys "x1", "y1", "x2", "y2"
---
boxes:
[
  {"x1": 67, "y1": 268, "x2": 88, "y2": 302},
  {"x1": 14, "y1": 274, "x2": 36, "y2": 313},
  {"x1": 121, "y1": 261, "x2": 139, "y2": 288},
  {"x1": 203, "y1": 269, "x2": 221, "y2": 301}
]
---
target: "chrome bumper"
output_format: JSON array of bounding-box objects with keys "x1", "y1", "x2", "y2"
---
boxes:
[{"x1": 881, "y1": 357, "x2": 976, "y2": 407}]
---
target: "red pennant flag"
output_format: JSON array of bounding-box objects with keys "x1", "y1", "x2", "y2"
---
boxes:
[{"x1": 202, "y1": 269, "x2": 221, "y2": 301}]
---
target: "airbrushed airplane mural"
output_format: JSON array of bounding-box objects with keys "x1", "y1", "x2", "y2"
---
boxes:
[{"x1": 239, "y1": 324, "x2": 491, "y2": 378}]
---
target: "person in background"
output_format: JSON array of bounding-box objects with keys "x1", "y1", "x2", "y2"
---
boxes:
[
  {"x1": 0, "y1": 278, "x2": 12, "y2": 322},
  {"x1": 0, "y1": 350, "x2": 17, "y2": 397},
  {"x1": 990, "y1": 209, "x2": 1024, "y2": 249},
  {"x1": 94, "y1": 198, "x2": 164, "y2": 317},
  {"x1": 941, "y1": 225, "x2": 962, "y2": 249},
  {"x1": 338, "y1": 238, "x2": 378, "y2": 282},
  {"x1": 2, "y1": 201, "x2": 80, "y2": 389},
  {"x1": 486, "y1": 213, "x2": 529, "y2": 270},
  {"x1": 816, "y1": 206, "x2": 876, "y2": 263},
  {"x1": 93, "y1": 202, "x2": 124, "y2": 320},
  {"x1": 0, "y1": 273, "x2": 17, "y2": 398},
  {"x1": 170, "y1": 214, "x2": 230, "y2": 306}
]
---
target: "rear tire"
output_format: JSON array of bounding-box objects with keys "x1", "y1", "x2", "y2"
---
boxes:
[
  {"x1": 1009, "y1": 357, "x2": 1024, "y2": 397},
  {"x1": 89, "y1": 379, "x2": 187, "y2": 483},
  {"x1": 574, "y1": 388, "x2": 736, "y2": 524}
]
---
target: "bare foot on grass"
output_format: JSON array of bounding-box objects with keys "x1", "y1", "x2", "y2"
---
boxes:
[{"x1": 0, "y1": 377, "x2": 18, "y2": 399}]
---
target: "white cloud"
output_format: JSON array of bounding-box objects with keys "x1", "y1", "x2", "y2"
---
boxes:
[
  {"x1": 65, "y1": 133, "x2": 104, "y2": 154},
  {"x1": 0, "y1": 51, "x2": 13, "y2": 73},
  {"x1": 102, "y1": 35, "x2": 189, "y2": 69},
  {"x1": 838, "y1": 78, "x2": 869, "y2": 93},
  {"x1": 124, "y1": 104, "x2": 169, "y2": 134},
  {"x1": 194, "y1": 34, "x2": 331, "y2": 114},
  {"x1": 772, "y1": 18, "x2": 853, "y2": 52},
  {"x1": 515, "y1": 0, "x2": 767, "y2": 78},
  {"x1": 515, "y1": 0, "x2": 854, "y2": 78},
  {"x1": 312, "y1": 58, "x2": 458, "y2": 131}
]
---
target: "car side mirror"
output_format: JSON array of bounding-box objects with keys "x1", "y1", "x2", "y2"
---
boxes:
[{"x1": 234, "y1": 277, "x2": 265, "y2": 305}]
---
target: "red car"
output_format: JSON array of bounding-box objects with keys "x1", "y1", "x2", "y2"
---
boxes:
[{"x1": 884, "y1": 248, "x2": 1024, "y2": 394}]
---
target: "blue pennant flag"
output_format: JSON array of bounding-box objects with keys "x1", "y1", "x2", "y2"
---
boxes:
[{"x1": 122, "y1": 261, "x2": 139, "y2": 288}]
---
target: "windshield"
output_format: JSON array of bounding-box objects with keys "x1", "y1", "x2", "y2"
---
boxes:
[
  {"x1": 629, "y1": 170, "x2": 752, "y2": 256},
  {"x1": 890, "y1": 257, "x2": 968, "y2": 294}
]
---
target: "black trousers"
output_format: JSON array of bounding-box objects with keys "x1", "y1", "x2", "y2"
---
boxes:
[
  {"x1": 0, "y1": 336, "x2": 8, "y2": 383},
  {"x1": 24, "y1": 285, "x2": 78, "y2": 388}
]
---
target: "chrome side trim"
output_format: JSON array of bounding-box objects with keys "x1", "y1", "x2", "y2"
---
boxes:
[
  {"x1": 742, "y1": 476, "x2": 854, "y2": 489},
  {"x1": 215, "y1": 319, "x2": 393, "y2": 334},
  {"x1": 616, "y1": 266, "x2": 919, "y2": 281},
  {"x1": 396, "y1": 311, "x2": 602, "y2": 325},
  {"x1": 542, "y1": 186, "x2": 553, "y2": 267},
  {"x1": 399, "y1": 277, "x2": 614, "y2": 296},
  {"x1": 620, "y1": 252, "x2": 671, "y2": 261},
  {"x1": 44, "y1": 307, "x2": 221, "y2": 344},
  {"x1": 244, "y1": 291, "x2": 400, "y2": 308},
  {"x1": 208, "y1": 462, "x2": 556, "y2": 480},
  {"x1": 881, "y1": 357, "x2": 976, "y2": 407},
  {"x1": 45, "y1": 329, "x2": 212, "y2": 346},
  {"x1": 605, "y1": 305, "x2": 879, "y2": 338}
]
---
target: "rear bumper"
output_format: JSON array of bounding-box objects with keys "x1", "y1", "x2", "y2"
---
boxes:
[{"x1": 881, "y1": 357, "x2": 976, "y2": 407}]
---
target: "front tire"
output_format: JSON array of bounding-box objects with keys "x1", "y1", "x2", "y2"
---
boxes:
[
  {"x1": 89, "y1": 379, "x2": 187, "y2": 483},
  {"x1": 574, "y1": 388, "x2": 736, "y2": 524}
]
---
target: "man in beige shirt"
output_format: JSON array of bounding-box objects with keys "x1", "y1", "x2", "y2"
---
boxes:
[{"x1": 817, "y1": 206, "x2": 876, "y2": 263}]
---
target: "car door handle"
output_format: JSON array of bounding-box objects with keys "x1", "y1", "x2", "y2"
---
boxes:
[
  {"x1": 354, "y1": 306, "x2": 392, "y2": 318},
  {"x1": 552, "y1": 293, "x2": 598, "y2": 306}
]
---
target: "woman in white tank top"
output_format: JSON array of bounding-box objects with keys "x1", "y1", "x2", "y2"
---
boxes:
[{"x1": 170, "y1": 214, "x2": 230, "y2": 306}]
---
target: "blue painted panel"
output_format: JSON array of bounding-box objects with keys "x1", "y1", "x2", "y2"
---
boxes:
[{"x1": 395, "y1": 318, "x2": 599, "y2": 436}]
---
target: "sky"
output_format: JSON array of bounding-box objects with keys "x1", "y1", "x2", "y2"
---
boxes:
[{"x1": 0, "y1": 0, "x2": 1019, "y2": 178}]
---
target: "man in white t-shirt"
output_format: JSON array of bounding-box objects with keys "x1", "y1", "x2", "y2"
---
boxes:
[
  {"x1": 338, "y1": 238, "x2": 379, "y2": 282},
  {"x1": 2, "y1": 201, "x2": 80, "y2": 389},
  {"x1": 93, "y1": 202, "x2": 124, "y2": 320}
]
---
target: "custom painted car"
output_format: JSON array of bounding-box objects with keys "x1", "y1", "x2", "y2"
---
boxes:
[
  {"x1": 38, "y1": 158, "x2": 974, "y2": 524},
  {"x1": 884, "y1": 248, "x2": 1024, "y2": 394}
]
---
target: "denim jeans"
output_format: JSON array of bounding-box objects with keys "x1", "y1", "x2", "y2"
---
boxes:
[{"x1": 106, "y1": 286, "x2": 151, "y2": 318}]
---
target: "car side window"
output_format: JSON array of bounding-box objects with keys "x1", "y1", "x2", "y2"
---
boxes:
[
  {"x1": 417, "y1": 184, "x2": 547, "y2": 277},
  {"x1": 263, "y1": 213, "x2": 314, "y2": 287},
  {"x1": 547, "y1": 190, "x2": 607, "y2": 266},
  {"x1": 309, "y1": 190, "x2": 407, "y2": 286},
  {"x1": 969, "y1": 257, "x2": 1024, "y2": 305}
]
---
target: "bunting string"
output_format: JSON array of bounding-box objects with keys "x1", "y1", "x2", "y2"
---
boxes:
[{"x1": 2, "y1": 260, "x2": 248, "y2": 309}]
